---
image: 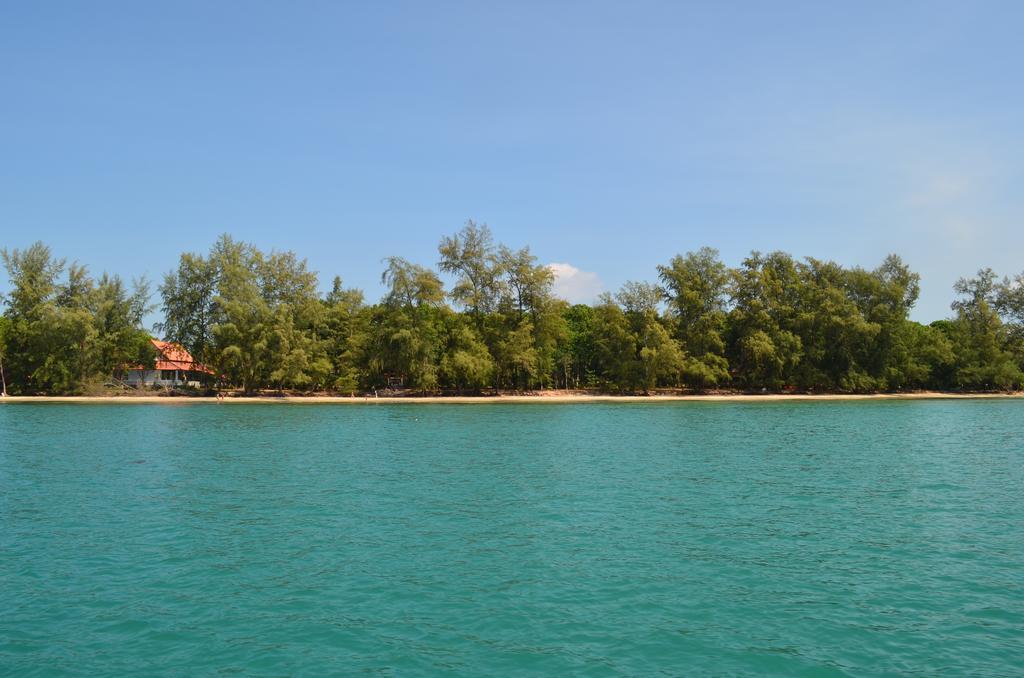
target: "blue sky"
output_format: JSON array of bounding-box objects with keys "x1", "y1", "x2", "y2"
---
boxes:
[{"x1": 1, "y1": 1, "x2": 1022, "y2": 322}]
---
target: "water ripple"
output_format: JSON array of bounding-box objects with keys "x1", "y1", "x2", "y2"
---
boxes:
[{"x1": 1, "y1": 400, "x2": 1022, "y2": 675}]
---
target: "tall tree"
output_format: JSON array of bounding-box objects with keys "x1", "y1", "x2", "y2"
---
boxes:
[
  {"x1": 560, "y1": 304, "x2": 598, "y2": 389},
  {"x1": 487, "y1": 244, "x2": 567, "y2": 389},
  {"x1": 617, "y1": 282, "x2": 683, "y2": 392},
  {"x1": 727, "y1": 251, "x2": 803, "y2": 389},
  {"x1": 371, "y1": 257, "x2": 445, "y2": 390},
  {"x1": 947, "y1": 269, "x2": 1022, "y2": 389},
  {"x1": 210, "y1": 244, "x2": 273, "y2": 393},
  {"x1": 158, "y1": 252, "x2": 219, "y2": 365},
  {"x1": 1, "y1": 243, "x2": 154, "y2": 393},
  {"x1": 438, "y1": 220, "x2": 505, "y2": 322},
  {"x1": 995, "y1": 272, "x2": 1024, "y2": 369},
  {"x1": 0, "y1": 243, "x2": 66, "y2": 392},
  {"x1": 658, "y1": 247, "x2": 731, "y2": 388},
  {"x1": 439, "y1": 314, "x2": 494, "y2": 392},
  {"x1": 90, "y1": 274, "x2": 154, "y2": 379},
  {"x1": 591, "y1": 294, "x2": 640, "y2": 391},
  {"x1": 792, "y1": 258, "x2": 881, "y2": 391},
  {"x1": 498, "y1": 245, "x2": 553, "y2": 319},
  {"x1": 320, "y1": 276, "x2": 368, "y2": 392}
]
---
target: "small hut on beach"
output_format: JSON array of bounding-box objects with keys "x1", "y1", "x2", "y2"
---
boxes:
[{"x1": 124, "y1": 339, "x2": 216, "y2": 388}]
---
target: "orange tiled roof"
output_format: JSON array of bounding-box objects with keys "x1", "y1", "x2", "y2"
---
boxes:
[{"x1": 139, "y1": 339, "x2": 216, "y2": 375}]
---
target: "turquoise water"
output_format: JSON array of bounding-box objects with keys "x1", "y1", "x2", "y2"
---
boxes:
[{"x1": 1, "y1": 401, "x2": 1022, "y2": 675}]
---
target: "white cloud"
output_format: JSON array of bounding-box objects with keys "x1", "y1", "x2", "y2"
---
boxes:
[{"x1": 548, "y1": 262, "x2": 603, "y2": 304}]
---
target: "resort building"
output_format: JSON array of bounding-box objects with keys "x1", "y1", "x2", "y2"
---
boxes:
[{"x1": 124, "y1": 339, "x2": 216, "y2": 388}]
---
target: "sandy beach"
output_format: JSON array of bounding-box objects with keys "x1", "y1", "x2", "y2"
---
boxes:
[{"x1": 2, "y1": 391, "x2": 1022, "y2": 404}]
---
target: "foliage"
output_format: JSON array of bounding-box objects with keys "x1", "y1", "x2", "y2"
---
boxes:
[
  {"x1": 3, "y1": 231, "x2": 1023, "y2": 394},
  {"x1": 0, "y1": 242, "x2": 153, "y2": 394},
  {"x1": 658, "y1": 247, "x2": 731, "y2": 387},
  {"x1": 945, "y1": 270, "x2": 1023, "y2": 390}
]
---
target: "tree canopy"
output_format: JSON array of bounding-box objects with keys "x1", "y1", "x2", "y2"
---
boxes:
[{"x1": 2, "y1": 230, "x2": 1022, "y2": 395}]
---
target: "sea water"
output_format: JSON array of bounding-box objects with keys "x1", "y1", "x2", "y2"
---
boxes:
[{"x1": 1, "y1": 400, "x2": 1022, "y2": 675}]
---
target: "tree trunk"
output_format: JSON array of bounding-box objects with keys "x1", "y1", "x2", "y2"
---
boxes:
[{"x1": 0, "y1": 350, "x2": 7, "y2": 396}]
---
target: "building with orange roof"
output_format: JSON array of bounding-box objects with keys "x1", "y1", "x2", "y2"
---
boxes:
[{"x1": 124, "y1": 339, "x2": 217, "y2": 388}]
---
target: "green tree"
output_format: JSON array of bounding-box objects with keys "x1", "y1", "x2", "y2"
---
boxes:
[
  {"x1": 639, "y1": 320, "x2": 684, "y2": 393},
  {"x1": 615, "y1": 281, "x2": 683, "y2": 392},
  {"x1": 658, "y1": 247, "x2": 731, "y2": 388},
  {"x1": 591, "y1": 295, "x2": 640, "y2": 391},
  {"x1": 842, "y1": 255, "x2": 921, "y2": 390},
  {"x1": 494, "y1": 319, "x2": 539, "y2": 390},
  {"x1": 257, "y1": 248, "x2": 329, "y2": 390},
  {"x1": 320, "y1": 276, "x2": 368, "y2": 392},
  {"x1": 995, "y1": 272, "x2": 1024, "y2": 370},
  {"x1": 91, "y1": 274, "x2": 155, "y2": 379},
  {"x1": 158, "y1": 251, "x2": 219, "y2": 365},
  {"x1": 899, "y1": 321, "x2": 955, "y2": 389},
  {"x1": 560, "y1": 304, "x2": 598, "y2": 388},
  {"x1": 0, "y1": 315, "x2": 10, "y2": 395},
  {"x1": 439, "y1": 315, "x2": 494, "y2": 392},
  {"x1": 6, "y1": 233, "x2": 1020, "y2": 397},
  {"x1": 438, "y1": 220, "x2": 505, "y2": 322},
  {"x1": 0, "y1": 243, "x2": 66, "y2": 392},
  {"x1": 727, "y1": 251, "x2": 803, "y2": 389},
  {"x1": 211, "y1": 249, "x2": 274, "y2": 393},
  {"x1": 499, "y1": 245, "x2": 553, "y2": 320},
  {"x1": 791, "y1": 258, "x2": 882, "y2": 391},
  {"x1": 370, "y1": 257, "x2": 446, "y2": 390},
  {"x1": 947, "y1": 269, "x2": 1022, "y2": 390}
]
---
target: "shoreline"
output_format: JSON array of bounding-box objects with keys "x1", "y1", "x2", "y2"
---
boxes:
[{"x1": 2, "y1": 391, "x2": 1022, "y2": 404}]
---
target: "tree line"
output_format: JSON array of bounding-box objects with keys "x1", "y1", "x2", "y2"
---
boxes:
[{"x1": 2, "y1": 222, "x2": 1023, "y2": 395}]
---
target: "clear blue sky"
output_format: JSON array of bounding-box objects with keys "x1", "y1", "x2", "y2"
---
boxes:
[{"x1": 2, "y1": 1, "x2": 1022, "y2": 322}]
